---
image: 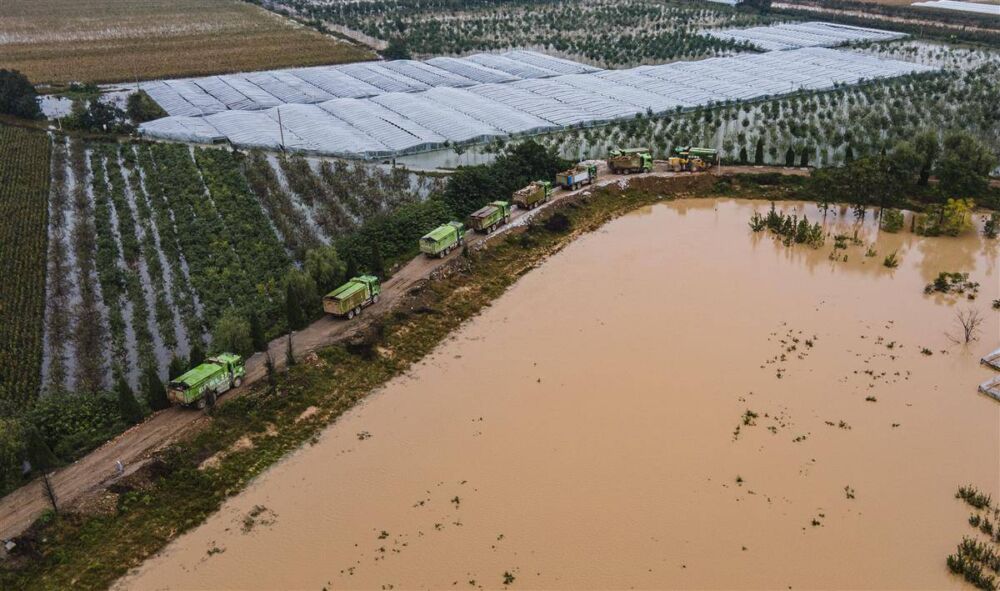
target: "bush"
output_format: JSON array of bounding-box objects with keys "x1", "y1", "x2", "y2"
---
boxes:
[
  {"x1": 880, "y1": 209, "x2": 904, "y2": 233},
  {"x1": 126, "y1": 90, "x2": 166, "y2": 123},
  {"x1": 116, "y1": 377, "x2": 144, "y2": 426},
  {"x1": 544, "y1": 212, "x2": 572, "y2": 233},
  {"x1": 213, "y1": 308, "x2": 254, "y2": 357},
  {"x1": 24, "y1": 391, "x2": 125, "y2": 461},
  {"x1": 0, "y1": 69, "x2": 41, "y2": 119}
]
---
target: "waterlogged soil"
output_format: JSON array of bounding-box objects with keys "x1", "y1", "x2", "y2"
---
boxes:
[{"x1": 119, "y1": 199, "x2": 999, "y2": 590}]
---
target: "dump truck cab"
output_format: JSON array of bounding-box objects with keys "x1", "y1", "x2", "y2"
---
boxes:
[
  {"x1": 420, "y1": 221, "x2": 465, "y2": 258},
  {"x1": 167, "y1": 353, "x2": 245, "y2": 410},
  {"x1": 323, "y1": 275, "x2": 381, "y2": 319},
  {"x1": 513, "y1": 181, "x2": 552, "y2": 209},
  {"x1": 468, "y1": 200, "x2": 512, "y2": 234}
]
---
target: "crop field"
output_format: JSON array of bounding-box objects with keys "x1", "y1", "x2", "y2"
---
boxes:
[
  {"x1": 532, "y1": 43, "x2": 1000, "y2": 169},
  {"x1": 39, "y1": 141, "x2": 444, "y2": 393},
  {"x1": 0, "y1": 0, "x2": 374, "y2": 85},
  {"x1": 271, "y1": 0, "x2": 779, "y2": 66},
  {"x1": 0, "y1": 127, "x2": 51, "y2": 413}
]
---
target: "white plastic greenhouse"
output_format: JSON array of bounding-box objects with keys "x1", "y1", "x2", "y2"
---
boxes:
[
  {"x1": 705, "y1": 21, "x2": 907, "y2": 52},
  {"x1": 139, "y1": 42, "x2": 936, "y2": 159}
]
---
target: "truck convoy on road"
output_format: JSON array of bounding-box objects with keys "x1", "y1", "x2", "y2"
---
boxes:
[
  {"x1": 607, "y1": 148, "x2": 653, "y2": 174},
  {"x1": 468, "y1": 200, "x2": 512, "y2": 233},
  {"x1": 168, "y1": 353, "x2": 246, "y2": 409},
  {"x1": 421, "y1": 221, "x2": 465, "y2": 257},
  {"x1": 669, "y1": 146, "x2": 718, "y2": 172},
  {"x1": 323, "y1": 275, "x2": 381, "y2": 319},
  {"x1": 556, "y1": 164, "x2": 597, "y2": 190},
  {"x1": 513, "y1": 180, "x2": 552, "y2": 209}
]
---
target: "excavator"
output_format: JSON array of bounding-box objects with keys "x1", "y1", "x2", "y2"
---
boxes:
[{"x1": 668, "y1": 146, "x2": 719, "y2": 172}]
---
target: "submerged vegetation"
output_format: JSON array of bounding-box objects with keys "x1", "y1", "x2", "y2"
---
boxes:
[{"x1": 949, "y1": 485, "x2": 1000, "y2": 590}]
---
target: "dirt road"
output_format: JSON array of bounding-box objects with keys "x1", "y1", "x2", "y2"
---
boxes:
[{"x1": 0, "y1": 163, "x2": 803, "y2": 542}]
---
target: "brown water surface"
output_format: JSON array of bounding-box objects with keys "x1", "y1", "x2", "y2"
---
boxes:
[{"x1": 120, "y1": 199, "x2": 1000, "y2": 590}]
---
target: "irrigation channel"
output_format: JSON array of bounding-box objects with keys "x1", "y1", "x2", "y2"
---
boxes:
[{"x1": 116, "y1": 197, "x2": 998, "y2": 589}]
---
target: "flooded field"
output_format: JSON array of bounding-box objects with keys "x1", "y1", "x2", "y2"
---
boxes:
[{"x1": 120, "y1": 198, "x2": 999, "y2": 590}]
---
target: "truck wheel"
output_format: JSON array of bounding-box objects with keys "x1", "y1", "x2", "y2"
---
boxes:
[
  {"x1": 206, "y1": 390, "x2": 217, "y2": 408},
  {"x1": 196, "y1": 398, "x2": 206, "y2": 410},
  {"x1": 347, "y1": 308, "x2": 355, "y2": 320},
  {"x1": 373, "y1": 294, "x2": 380, "y2": 304},
  {"x1": 355, "y1": 306, "x2": 362, "y2": 316},
  {"x1": 234, "y1": 377, "x2": 243, "y2": 388}
]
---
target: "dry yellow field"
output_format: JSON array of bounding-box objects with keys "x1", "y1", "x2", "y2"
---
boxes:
[{"x1": 0, "y1": 0, "x2": 374, "y2": 85}]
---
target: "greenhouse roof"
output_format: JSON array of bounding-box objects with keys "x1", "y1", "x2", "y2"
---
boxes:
[
  {"x1": 140, "y1": 44, "x2": 936, "y2": 159},
  {"x1": 704, "y1": 21, "x2": 907, "y2": 52}
]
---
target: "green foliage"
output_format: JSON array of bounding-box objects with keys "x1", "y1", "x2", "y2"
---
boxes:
[
  {"x1": 212, "y1": 308, "x2": 254, "y2": 358},
  {"x1": 116, "y1": 377, "x2": 144, "y2": 425},
  {"x1": 880, "y1": 209, "x2": 904, "y2": 233},
  {"x1": 381, "y1": 37, "x2": 411, "y2": 60},
  {"x1": 125, "y1": 90, "x2": 166, "y2": 123},
  {"x1": 935, "y1": 132, "x2": 998, "y2": 198},
  {"x1": 168, "y1": 356, "x2": 186, "y2": 380},
  {"x1": 25, "y1": 390, "x2": 125, "y2": 461},
  {"x1": 336, "y1": 198, "x2": 452, "y2": 273},
  {"x1": 283, "y1": 269, "x2": 318, "y2": 331},
  {"x1": 62, "y1": 99, "x2": 131, "y2": 133},
  {"x1": 304, "y1": 245, "x2": 347, "y2": 295},
  {"x1": 915, "y1": 198, "x2": 975, "y2": 237},
  {"x1": 749, "y1": 203, "x2": 823, "y2": 247},
  {"x1": 0, "y1": 69, "x2": 42, "y2": 119},
  {"x1": 0, "y1": 418, "x2": 26, "y2": 493},
  {"x1": 249, "y1": 310, "x2": 267, "y2": 353},
  {"x1": 143, "y1": 366, "x2": 170, "y2": 412},
  {"x1": 883, "y1": 251, "x2": 900, "y2": 269},
  {"x1": 543, "y1": 212, "x2": 572, "y2": 233},
  {"x1": 189, "y1": 341, "x2": 205, "y2": 368},
  {"x1": 441, "y1": 140, "x2": 571, "y2": 218},
  {"x1": 984, "y1": 213, "x2": 999, "y2": 239}
]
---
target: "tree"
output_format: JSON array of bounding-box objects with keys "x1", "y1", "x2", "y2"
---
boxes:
[
  {"x1": 382, "y1": 37, "x2": 411, "y2": 60},
  {"x1": 0, "y1": 418, "x2": 27, "y2": 493},
  {"x1": 891, "y1": 141, "x2": 922, "y2": 191},
  {"x1": 249, "y1": 310, "x2": 267, "y2": 353},
  {"x1": 212, "y1": 309, "x2": 253, "y2": 357},
  {"x1": 63, "y1": 99, "x2": 129, "y2": 133},
  {"x1": 935, "y1": 132, "x2": 997, "y2": 198},
  {"x1": 126, "y1": 90, "x2": 166, "y2": 123},
  {"x1": 305, "y1": 245, "x2": 346, "y2": 294},
  {"x1": 143, "y1": 366, "x2": 170, "y2": 411},
  {"x1": 913, "y1": 130, "x2": 940, "y2": 187},
  {"x1": 168, "y1": 355, "x2": 186, "y2": 380},
  {"x1": 799, "y1": 148, "x2": 809, "y2": 168},
  {"x1": 785, "y1": 147, "x2": 795, "y2": 167},
  {"x1": 189, "y1": 341, "x2": 205, "y2": 368},
  {"x1": 286, "y1": 334, "x2": 296, "y2": 368},
  {"x1": 24, "y1": 425, "x2": 59, "y2": 473},
  {"x1": 0, "y1": 69, "x2": 41, "y2": 119},
  {"x1": 265, "y1": 350, "x2": 277, "y2": 391},
  {"x1": 284, "y1": 269, "x2": 318, "y2": 331},
  {"x1": 845, "y1": 145, "x2": 854, "y2": 163},
  {"x1": 754, "y1": 139, "x2": 765, "y2": 165},
  {"x1": 116, "y1": 376, "x2": 144, "y2": 425},
  {"x1": 738, "y1": 146, "x2": 748, "y2": 164}
]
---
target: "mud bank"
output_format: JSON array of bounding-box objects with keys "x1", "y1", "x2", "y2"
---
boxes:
[{"x1": 120, "y1": 199, "x2": 999, "y2": 590}]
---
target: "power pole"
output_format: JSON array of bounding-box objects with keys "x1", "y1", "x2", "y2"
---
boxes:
[
  {"x1": 41, "y1": 472, "x2": 58, "y2": 515},
  {"x1": 277, "y1": 107, "x2": 286, "y2": 152}
]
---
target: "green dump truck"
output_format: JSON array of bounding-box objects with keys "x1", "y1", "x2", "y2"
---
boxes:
[
  {"x1": 468, "y1": 200, "x2": 511, "y2": 234},
  {"x1": 168, "y1": 353, "x2": 246, "y2": 409},
  {"x1": 323, "y1": 275, "x2": 381, "y2": 319},
  {"x1": 420, "y1": 221, "x2": 465, "y2": 258},
  {"x1": 513, "y1": 180, "x2": 552, "y2": 209},
  {"x1": 556, "y1": 164, "x2": 597, "y2": 190},
  {"x1": 607, "y1": 148, "x2": 653, "y2": 174}
]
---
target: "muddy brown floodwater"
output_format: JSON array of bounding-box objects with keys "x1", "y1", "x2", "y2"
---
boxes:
[{"x1": 119, "y1": 199, "x2": 999, "y2": 590}]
